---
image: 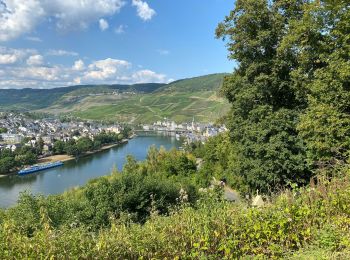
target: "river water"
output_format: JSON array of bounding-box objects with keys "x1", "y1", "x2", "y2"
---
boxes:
[{"x1": 0, "y1": 134, "x2": 181, "y2": 208}]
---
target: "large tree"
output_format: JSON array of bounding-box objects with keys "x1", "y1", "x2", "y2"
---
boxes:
[{"x1": 216, "y1": 0, "x2": 311, "y2": 193}]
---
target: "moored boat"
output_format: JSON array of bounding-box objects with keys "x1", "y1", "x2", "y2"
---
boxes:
[{"x1": 18, "y1": 161, "x2": 64, "y2": 175}]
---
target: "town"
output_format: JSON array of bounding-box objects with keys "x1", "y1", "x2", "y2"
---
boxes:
[
  {"x1": 141, "y1": 119, "x2": 228, "y2": 144},
  {"x1": 0, "y1": 112, "x2": 125, "y2": 153},
  {"x1": 0, "y1": 112, "x2": 132, "y2": 175},
  {"x1": 0, "y1": 113, "x2": 227, "y2": 152}
]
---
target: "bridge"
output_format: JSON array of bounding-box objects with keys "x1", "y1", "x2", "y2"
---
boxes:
[{"x1": 134, "y1": 129, "x2": 191, "y2": 134}]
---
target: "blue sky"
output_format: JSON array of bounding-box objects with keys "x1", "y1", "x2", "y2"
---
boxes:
[{"x1": 0, "y1": 0, "x2": 234, "y2": 89}]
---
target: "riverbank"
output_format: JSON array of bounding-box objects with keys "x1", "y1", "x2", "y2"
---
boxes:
[
  {"x1": 38, "y1": 154, "x2": 74, "y2": 164},
  {"x1": 39, "y1": 140, "x2": 129, "y2": 164}
]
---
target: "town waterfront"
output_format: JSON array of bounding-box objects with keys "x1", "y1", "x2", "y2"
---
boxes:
[{"x1": 0, "y1": 134, "x2": 181, "y2": 208}]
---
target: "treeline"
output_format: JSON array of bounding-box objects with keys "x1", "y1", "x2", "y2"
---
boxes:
[
  {"x1": 53, "y1": 130, "x2": 131, "y2": 157},
  {"x1": 0, "y1": 146, "x2": 38, "y2": 174}
]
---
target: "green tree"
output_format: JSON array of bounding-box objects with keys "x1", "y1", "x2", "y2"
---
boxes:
[
  {"x1": 53, "y1": 140, "x2": 65, "y2": 155},
  {"x1": 65, "y1": 140, "x2": 82, "y2": 157},
  {"x1": 15, "y1": 151, "x2": 37, "y2": 166},
  {"x1": 0, "y1": 157, "x2": 15, "y2": 174},
  {"x1": 76, "y1": 137, "x2": 93, "y2": 153},
  {"x1": 216, "y1": 0, "x2": 311, "y2": 193},
  {"x1": 35, "y1": 137, "x2": 44, "y2": 155}
]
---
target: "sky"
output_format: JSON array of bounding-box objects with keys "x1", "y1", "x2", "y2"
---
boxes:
[{"x1": 0, "y1": 0, "x2": 235, "y2": 89}]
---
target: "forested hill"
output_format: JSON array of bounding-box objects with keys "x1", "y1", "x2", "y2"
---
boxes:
[
  {"x1": 159, "y1": 73, "x2": 228, "y2": 92},
  {"x1": 0, "y1": 73, "x2": 229, "y2": 123},
  {"x1": 0, "y1": 83, "x2": 166, "y2": 111}
]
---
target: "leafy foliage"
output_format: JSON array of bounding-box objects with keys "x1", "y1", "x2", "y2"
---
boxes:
[
  {"x1": 292, "y1": 1, "x2": 350, "y2": 169},
  {"x1": 0, "y1": 146, "x2": 38, "y2": 174},
  {"x1": 2, "y1": 173, "x2": 350, "y2": 258},
  {"x1": 215, "y1": 0, "x2": 311, "y2": 192}
]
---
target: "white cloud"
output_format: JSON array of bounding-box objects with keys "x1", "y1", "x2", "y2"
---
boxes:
[
  {"x1": 115, "y1": 24, "x2": 126, "y2": 34},
  {"x1": 84, "y1": 58, "x2": 131, "y2": 81},
  {"x1": 0, "y1": 0, "x2": 126, "y2": 41},
  {"x1": 26, "y1": 55, "x2": 44, "y2": 66},
  {"x1": 99, "y1": 18, "x2": 109, "y2": 31},
  {"x1": 132, "y1": 0, "x2": 156, "y2": 21},
  {"x1": 46, "y1": 49, "x2": 78, "y2": 56},
  {"x1": 131, "y1": 69, "x2": 167, "y2": 83},
  {"x1": 72, "y1": 59, "x2": 85, "y2": 71}
]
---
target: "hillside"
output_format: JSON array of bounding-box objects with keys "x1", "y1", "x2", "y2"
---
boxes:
[
  {"x1": 159, "y1": 73, "x2": 228, "y2": 92},
  {"x1": 0, "y1": 83, "x2": 165, "y2": 111},
  {"x1": 0, "y1": 73, "x2": 229, "y2": 123},
  {"x1": 72, "y1": 90, "x2": 228, "y2": 123}
]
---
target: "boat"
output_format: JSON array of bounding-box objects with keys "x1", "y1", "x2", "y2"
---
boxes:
[{"x1": 18, "y1": 161, "x2": 64, "y2": 175}]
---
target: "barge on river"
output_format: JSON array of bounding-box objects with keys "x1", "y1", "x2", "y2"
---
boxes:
[{"x1": 18, "y1": 161, "x2": 64, "y2": 175}]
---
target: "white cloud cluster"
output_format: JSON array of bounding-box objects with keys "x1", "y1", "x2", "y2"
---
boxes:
[
  {"x1": 84, "y1": 58, "x2": 131, "y2": 81},
  {"x1": 0, "y1": 46, "x2": 170, "y2": 88},
  {"x1": 0, "y1": 46, "x2": 36, "y2": 64},
  {"x1": 131, "y1": 0, "x2": 156, "y2": 21},
  {"x1": 131, "y1": 70, "x2": 166, "y2": 83},
  {"x1": 0, "y1": 0, "x2": 126, "y2": 41},
  {"x1": 0, "y1": 0, "x2": 45, "y2": 41}
]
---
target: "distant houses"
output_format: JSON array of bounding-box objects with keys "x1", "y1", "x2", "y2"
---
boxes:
[
  {"x1": 140, "y1": 119, "x2": 228, "y2": 144},
  {"x1": 0, "y1": 112, "x2": 127, "y2": 155}
]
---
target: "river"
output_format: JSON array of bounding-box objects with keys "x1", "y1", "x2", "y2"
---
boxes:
[{"x1": 0, "y1": 134, "x2": 182, "y2": 208}]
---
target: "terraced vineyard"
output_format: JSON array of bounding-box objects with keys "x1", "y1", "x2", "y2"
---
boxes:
[{"x1": 73, "y1": 91, "x2": 228, "y2": 123}]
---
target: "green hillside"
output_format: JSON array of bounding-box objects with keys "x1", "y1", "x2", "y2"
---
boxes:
[
  {"x1": 0, "y1": 83, "x2": 165, "y2": 111},
  {"x1": 72, "y1": 91, "x2": 228, "y2": 123},
  {"x1": 159, "y1": 73, "x2": 228, "y2": 92},
  {"x1": 0, "y1": 73, "x2": 229, "y2": 123}
]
